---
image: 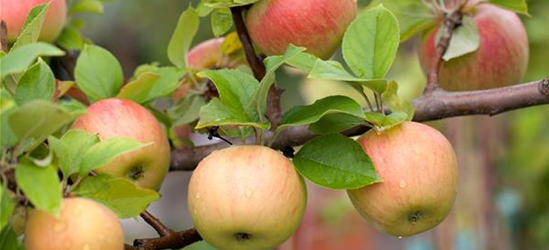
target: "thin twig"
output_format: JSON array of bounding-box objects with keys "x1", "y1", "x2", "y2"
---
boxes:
[
  {"x1": 140, "y1": 211, "x2": 174, "y2": 237},
  {"x1": 0, "y1": 20, "x2": 7, "y2": 52},
  {"x1": 424, "y1": 10, "x2": 463, "y2": 93}
]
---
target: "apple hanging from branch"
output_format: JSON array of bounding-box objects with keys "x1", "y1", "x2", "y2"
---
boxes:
[
  {"x1": 24, "y1": 198, "x2": 124, "y2": 250},
  {"x1": 188, "y1": 146, "x2": 307, "y2": 250},
  {"x1": 347, "y1": 122, "x2": 458, "y2": 237},
  {"x1": 418, "y1": 4, "x2": 529, "y2": 91},
  {"x1": 0, "y1": 0, "x2": 67, "y2": 43},
  {"x1": 245, "y1": 0, "x2": 357, "y2": 59},
  {"x1": 72, "y1": 98, "x2": 171, "y2": 190}
]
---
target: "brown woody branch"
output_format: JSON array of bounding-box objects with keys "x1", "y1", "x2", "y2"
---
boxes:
[
  {"x1": 125, "y1": 210, "x2": 202, "y2": 250},
  {"x1": 170, "y1": 78, "x2": 549, "y2": 171},
  {"x1": 425, "y1": 9, "x2": 463, "y2": 93},
  {"x1": 231, "y1": 6, "x2": 283, "y2": 129},
  {"x1": 0, "y1": 20, "x2": 7, "y2": 52}
]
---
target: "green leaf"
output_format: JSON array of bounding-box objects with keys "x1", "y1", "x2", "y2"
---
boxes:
[
  {"x1": 75, "y1": 45, "x2": 124, "y2": 102},
  {"x1": 250, "y1": 45, "x2": 306, "y2": 116},
  {"x1": 73, "y1": 175, "x2": 160, "y2": 218},
  {"x1": 15, "y1": 158, "x2": 62, "y2": 215},
  {"x1": 309, "y1": 113, "x2": 367, "y2": 134},
  {"x1": 285, "y1": 51, "x2": 319, "y2": 72},
  {"x1": 485, "y1": 0, "x2": 528, "y2": 15},
  {"x1": 8, "y1": 101, "x2": 74, "y2": 142},
  {"x1": 49, "y1": 130, "x2": 100, "y2": 177},
  {"x1": 79, "y1": 137, "x2": 147, "y2": 176},
  {"x1": 442, "y1": 16, "x2": 480, "y2": 61},
  {"x1": 381, "y1": 81, "x2": 414, "y2": 121},
  {"x1": 370, "y1": 0, "x2": 436, "y2": 42},
  {"x1": 57, "y1": 27, "x2": 85, "y2": 50},
  {"x1": 204, "y1": 0, "x2": 259, "y2": 8},
  {"x1": 342, "y1": 4, "x2": 400, "y2": 79},
  {"x1": 116, "y1": 73, "x2": 160, "y2": 104},
  {"x1": 0, "y1": 226, "x2": 24, "y2": 250},
  {"x1": 11, "y1": 3, "x2": 49, "y2": 50},
  {"x1": 293, "y1": 134, "x2": 381, "y2": 189},
  {"x1": 0, "y1": 187, "x2": 15, "y2": 232},
  {"x1": 307, "y1": 60, "x2": 387, "y2": 93},
  {"x1": 169, "y1": 95, "x2": 207, "y2": 126},
  {"x1": 211, "y1": 8, "x2": 233, "y2": 37},
  {"x1": 0, "y1": 42, "x2": 64, "y2": 80},
  {"x1": 143, "y1": 67, "x2": 187, "y2": 103},
  {"x1": 168, "y1": 6, "x2": 199, "y2": 68},
  {"x1": 279, "y1": 96, "x2": 365, "y2": 131},
  {"x1": 14, "y1": 59, "x2": 55, "y2": 106},
  {"x1": 364, "y1": 111, "x2": 408, "y2": 132},
  {"x1": 197, "y1": 97, "x2": 268, "y2": 129},
  {"x1": 69, "y1": 0, "x2": 104, "y2": 14},
  {"x1": 0, "y1": 91, "x2": 18, "y2": 148}
]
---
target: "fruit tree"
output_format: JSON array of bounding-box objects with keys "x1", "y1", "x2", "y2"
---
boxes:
[{"x1": 0, "y1": 0, "x2": 547, "y2": 249}]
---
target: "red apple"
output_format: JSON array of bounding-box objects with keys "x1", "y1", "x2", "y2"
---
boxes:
[
  {"x1": 72, "y1": 98, "x2": 170, "y2": 190},
  {"x1": 187, "y1": 37, "x2": 226, "y2": 70},
  {"x1": 25, "y1": 198, "x2": 123, "y2": 250},
  {"x1": 418, "y1": 4, "x2": 528, "y2": 91},
  {"x1": 245, "y1": 0, "x2": 357, "y2": 59},
  {"x1": 188, "y1": 145, "x2": 307, "y2": 250},
  {"x1": 0, "y1": 0, "x2": 67, "y2": 43},
  {"x1": 347, "y1": 122, "x2": 458, "y2": 236}
]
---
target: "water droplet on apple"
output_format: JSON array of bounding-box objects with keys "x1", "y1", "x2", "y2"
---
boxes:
[
  {"x1": 195, "y1": 192, "x2": 201, "y2": 199},
  {"x1": 245, "y1": 188, "x2": 253, "y2": 198},
  {"x1": 399, "y1": 180, "x2": 407, "y2": 188},
  {"x1": 398, "y1": 236, "x2": 403, "y2": 239}
]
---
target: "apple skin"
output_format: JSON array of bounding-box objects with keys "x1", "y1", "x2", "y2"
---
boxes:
[
  {"x1": 188, "y1": 145, "x2": 307, "y2": 250},
  {"x1": 418, "y1": 4, "x2": 528, "y2": 91},
  {"x1": 245, "y1": 0, "x2": 357, "y2": 59},
  {"x1": 187, "y1": 37, "x2": 226, "y2": 70},
  {"x1": 25, "y1": 198, "x2": 123, "y2": 250},
  {"x1": 347, "y1": 122, "x2": 458, "y2": 237},
  {"x1": 72, "y1": 98, "x2": 170, "y2": 190},
  {"x1": 0, "y1": 0, "x2": 67, "y2": 43}
]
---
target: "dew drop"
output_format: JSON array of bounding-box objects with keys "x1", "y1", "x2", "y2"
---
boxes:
[
  {"x1": 195, "y1": 193, "x2": 201, "y2": 199},
  {"x1": 399, "y1": 180, "x2": 407, "y2": 188},
  {"x1": 398, "y1": 236, "x2": 403, "y2": 239},
  {"x1": 245, "y1": 189, "x2": 253, "y2": 198}
]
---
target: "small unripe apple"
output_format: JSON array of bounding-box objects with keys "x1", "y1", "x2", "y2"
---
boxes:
[
  {"x1": 0, "y1": 0, "x2": 67, "y2": 43},
  {"x1": 25, "y1": 198, "x2": 123, "y2": 250},
  {"x1": 245, "y1": 0, "x2": 357, "y2": 59},
  {"x1": 72, "y1": 98, "x2": 171, "y2": 190},
  {"x1": 188, "y1": 145, "x2": 307, "y2": 250},
  {"x1": 418, "y1": 4, "x2": 528, "y2": 91},
  {"x1": 347, "y1": 122, "x2": 458, "y2": 237}
]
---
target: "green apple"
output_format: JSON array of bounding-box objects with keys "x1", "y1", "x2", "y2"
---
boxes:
[
  {"x1": 188, "y1": 145, "x2": 307, "y2": 250},
  {"x1": 0, "y1": 0, "x2": 67, "y2": 43},
  {"x1": 72, "y1": 98, "x2": 171, "y2": 190},
  {"x1": 347, "y1": 122, "x2": 458, "y2": 236},
  {"x1": 25, "y1": 198, "x2": 123, "y2": 250},
  {"x1": 245, "y1": 0, "x2": 357, "y2": 59}
]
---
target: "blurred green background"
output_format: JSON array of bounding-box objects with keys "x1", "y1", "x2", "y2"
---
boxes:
[{"x1": 77, "y1": 0, "x2": 548, "y2": 249}]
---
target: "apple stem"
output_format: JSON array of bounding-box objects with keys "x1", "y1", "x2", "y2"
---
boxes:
[{"x1": 424, "y1": 9, "x2": 463, "y2": 94}]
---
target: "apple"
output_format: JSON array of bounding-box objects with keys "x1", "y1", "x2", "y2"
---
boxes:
[
  {"x1": 245, "y1": 0, "x2": 357, "y2": 59},
  {"x1": 0, "y1": 0, "x2": 67, "y2": 43},
  {"x1": 188, "y1": 145, "x2": 307, "y2": 250},
  {"x1": 418, "y1": 4, "x2": 528, "y2": 91},
  {"x1": 347, "y1": 121, "x2": 458, "y2": 237},
  {"x1": 25, "y1": 197, "x2": 123, "y2": 250},
  {"x1": 72, "y1": 98, "x2": 170, "y2": 190}
]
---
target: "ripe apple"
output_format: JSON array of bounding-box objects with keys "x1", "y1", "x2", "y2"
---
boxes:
[
  {"x1": 72, "y1": 98, "x2": 170, "y2": 190},
  {"x1": 347, "y1": 122, "x2": 458, "y2": 237},
  {"x1": 25, "y1": 197, "x2": 123, "y2": 250},
  {"x1": 245, "y1": 0, "x2": 357, "y2": 59},
  {"x1": 418, "y1": 4, "x2": 528, "y2": 91},
  {"x1": 0, "y1": 0, "x2": 67, "y2": 43},
  {"x1": 188, "y1": 145, "x2": 307, "y2": 250}
]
